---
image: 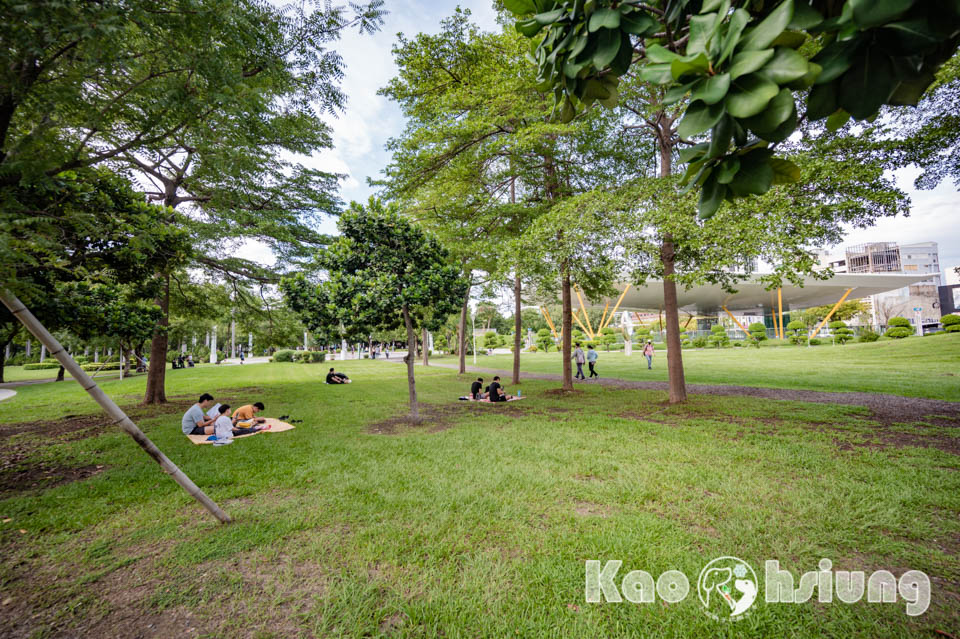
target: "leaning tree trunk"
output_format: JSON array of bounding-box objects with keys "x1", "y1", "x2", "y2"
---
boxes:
[
  {"x1": 458, "y1": 282, "x2": 470, "y2": 374},
  {"x1": 144, "y1": 272, "x2": 170, "y2": 404},
  {"x1": 402, "y1": 304, "x2": 419, "y2": 420},
  {"x1": 512, "y1": 272, "x2": 522, "y2": 386},
  {"x1": 561, "y1": 262, "x2": 574, "y2": 391},
  {"x1": 657, "y1": 112, "x2": 687, "y2": 404},
  {"x1": 421, "y1": 326, "x2": 429, "y2": 366}
]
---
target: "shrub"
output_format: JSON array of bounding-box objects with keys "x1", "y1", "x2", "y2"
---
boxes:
[
  {"x1": 692, "y1": 336, "x2": 708, "y2": 348},
  {"x1": 528, "y1": 345, "x2": 538, "y2": 352},
  {"x1": 24, "y1": 362, "x2": 61, "y2": 370},
  {"x1": 885, "y1": 326, "x2": 912, "y2": 339},
  {"x1": 888, "y1": 316, "x2": 911, "y2": 328},
  {"x1": 81, "y1": 362, "x2": 122, "y2": 371},
  {"x1": 273, "y1": 349, "x2": 295, "y2": 362},
  {"x1": 709, "y1": 325, "x2": 729, "y2": 348},
  {"x1": 947, "y1": 324, "x2": 960, "y2": 333},
  {"x1": 732, "y1": 340, "x2": 743, "y2": 347},
  {"x1": 941, "y1": 314, "x2": 960, "y2": 329},
  {"x1": 858, "y1": 329, "x2": 880, "y2": 343},
  {"x1": 828, "y1": 320, "x2": 854, "y2": 345},
  {"x1": 809, "y1": 338, "x2": 821, "y2": 346},
  {"x1": 73, "y1": 355, "x2": 90, "y2": 365},
  {"x1": 785, "y1": 320, "x2": 807, "y2": 345},
  {"x1": 535, "y1": 328, "x2": 554, "y2": 353},
  {"x1": 310, "y1": 351, "x2": 326, "y2": 363},
  {"x1": 6, "y1": 354, "x2": 25, "y2": 366},
  {"x1": 747, "y1": 321, "x2": 767, "y2": 345}
]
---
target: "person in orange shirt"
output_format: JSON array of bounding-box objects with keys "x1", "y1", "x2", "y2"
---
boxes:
[{"x1": 232, "y1": 402, "x2": 266, "y2": 424}]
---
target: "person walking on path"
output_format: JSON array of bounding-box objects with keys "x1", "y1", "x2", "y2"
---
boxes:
[
  {"x1": 642, "y1": 340, "x2": 655, "y2": 370},
  {"x1": 587, "y1": 344, "x2": 599, "y2": 378},
  {"x1": 572, "y1": 343, "x2": 586, "y2": 380}
]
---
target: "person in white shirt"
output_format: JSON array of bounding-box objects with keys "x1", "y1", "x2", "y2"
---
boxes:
[{"x1": 211, "y1": 404, "x2": 269, "y2": 444}]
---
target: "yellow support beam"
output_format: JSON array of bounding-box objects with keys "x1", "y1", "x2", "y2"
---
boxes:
[
  {"x1": 574, "y1": 286, "x2": 595, "y2": 338},
  {"x1": 811, "y1": 288, "x2": 855, "y2": 340},
  {"x1": 540, "y1": 306, "x2": 558, "y2": 339},
  {"x1": 572, "y1": 308, "x2": 592, "y2": 338},
  {"x1": 598, "y1": 300, "x2": 611, "y2": 333},
  {"x1": 721, "y1": 305, "x2": 752, "y2": 336},
  {"x1": 601, "y1": 284, "x2": 632, "y2": 330},
  {"x1": 777, "y1": 287, "x2": 784, "y2": 340}
]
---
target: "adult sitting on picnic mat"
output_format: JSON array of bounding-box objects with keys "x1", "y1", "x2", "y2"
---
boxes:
[
  {"x1": 232, "y1": 402, "x2": 266, "y2": 424},
  {"x1": 459, "y1": 377, "x2": 486, "y2": 401},
  {"x1": 485, "y1": 376, "x2": 515, "y2": 402},
  {"x1": 181, "y1": 393, "x2": 217, "y2": 435},
  {"x1": 326, "y1": 367, "x2": 351, "y2": 384}
]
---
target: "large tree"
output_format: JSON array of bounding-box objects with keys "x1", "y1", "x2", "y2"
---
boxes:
[{"x1": 282, "y1": 200, "x2": 468, "y2": 420}]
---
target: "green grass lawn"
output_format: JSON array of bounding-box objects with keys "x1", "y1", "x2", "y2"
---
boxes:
[
  {"x1": 464, "y1": 333, "x2": 960, "y2": 400},
  {"x1": 1, "y1": 358, "x2": 958, "y2": 637}
]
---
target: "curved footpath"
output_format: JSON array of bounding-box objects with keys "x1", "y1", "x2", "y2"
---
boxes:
[
  {"x1": 0, "y1": 389, "x2": 15, "y2": 402},
  {"x1": 383, "y1": 358, "x2": 960, "y2": 423}
]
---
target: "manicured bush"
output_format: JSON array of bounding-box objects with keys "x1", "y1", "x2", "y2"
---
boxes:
[
  {"x1": 941, "y1": 314, "x2": 960, "y2": 332},
  {"x1": 24, "y1": 362, "x2": 61, "y2": 370},
  {"x1": 828, "y1": 320, "x2": 854, "y2": 345},
  {"x1": 809, "y1": 338, "x2": 821, "y2": 346},
  {"x1": 535, "y1": 328, "x2": 554, "y2": 353},
  {"x1": 885, "y1": 326, "x2": 912, "y2": 339},
  {"x1": 732, "y1": 340, "x2": 743, "y2": 347},
  {"x1": 310, "y1": 351, "x2": 326, "y2": 363},
  {"x1": 527, "y1": 345, "x2": 538, "y2": 352},
  {"x1": 888, "y1": 316, "x2": 911, "y2": 328},
  {"x1": 748, "y1": 322, "x2": 767, "y2": 346},
  {"x1": 786, "y1": 320, "x2": 807, "y2": 345},
  {"x1": 858, "y1": 329, "x2": 880, "y2": 343},
  {"x1": 73, "y1": 356, "x2": 90, "y2": 365},
  {"x1": 947, "y1": 324, "x2": 960, "y2": 333},
  {"x1": 81, "y1": 362, "x2": 122, "y2": 371},
  {"x1": 709, "y1": 325, "x2": 729, "y2": 348},
  {"x1": 273, "y1": 349, "x2": 295, "y2": 362},
  {"x1": 692, "y1": 336, "x2": 708, "y2": 348}
]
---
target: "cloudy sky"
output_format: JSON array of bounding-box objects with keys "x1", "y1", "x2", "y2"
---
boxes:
[{"x1": 250, "y1": 0, "x2": 960, "y2": 277}]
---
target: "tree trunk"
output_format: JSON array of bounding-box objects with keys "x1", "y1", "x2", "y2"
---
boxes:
[
  {"x1": 458, "y1": 282, "x2": 470, "y2": 374},
  {"x1": 0, "y1": 339, "x2": 6, "y2": 383},
  {"x1": 561, "y1": 262, "x2": 574, "y2": 391},
  {"x1": 56, "y1": 366, "x2": 65, "y2": 381},
  {"x1": 657, "y1": 112, "x2": 687, "y2": 404},
  {"x1": 144, "y1": 273, "x2": 170, "y2": 404},
  {"x1": 421, "y1": 326, "x2": 429, "y2": 366},
  {"x1": 402, "y1": 305, "x2": 419, "y2": 420},
  {"x1": 512, "y1": 272, "x2": 522, "y2": 386}
]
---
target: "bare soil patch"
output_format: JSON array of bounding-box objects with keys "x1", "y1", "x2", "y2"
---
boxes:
[{"x1": 367, "y1": 401, "x2": 536, "y2": 434}]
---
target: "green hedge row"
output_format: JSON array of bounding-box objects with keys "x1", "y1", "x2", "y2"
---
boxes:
[{"x1": 23, "y1": 362, "x2": 61, "y2": 370}]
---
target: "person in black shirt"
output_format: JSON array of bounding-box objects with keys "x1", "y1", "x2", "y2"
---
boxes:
[
  {"x1": 326, "y1": 367, "x2": 351, "y2": 384},
  {"x1": 470, "y1": 377, "x2": 484, "y2": 400},
  {"x1": 485, "y1": 376, "x2": 514, "y2": 402}
]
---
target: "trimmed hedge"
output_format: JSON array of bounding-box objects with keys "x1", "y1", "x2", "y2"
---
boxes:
[
  {"x1": 273, "y1": 349, "x2": 295, "y2": 362},
  {"x1": 885, "y1": 327, "x2": 912, "y2": 339},
  {"x1": 81, "y1": 362, "x2": 123, "y2": 371},
  {"x1": 24, "y1": 362, "x2": 61, "y2": 370},
  {"x1": 888, "y1": 316, "x2": 911, "y2": 328},
  {"x1": 947, "y1": 324, "x2": 960, "y2": 333},
  {"x1": 858, "y1": 329, "x2": 880, "y2": 343}
]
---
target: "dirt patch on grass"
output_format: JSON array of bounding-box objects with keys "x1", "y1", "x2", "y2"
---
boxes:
[
  {"x1": 542, "y1": 388, "x2": 584, "y2": 398},
  {"x1": 0, "y1": 460, "x2": 106, "y2": 497},
  {"x1": 574, "y1": 500, "x2": 611, "y2": 517},
  {"x1": 367, "y1": 402, "x2": 536, "y2": 434}
]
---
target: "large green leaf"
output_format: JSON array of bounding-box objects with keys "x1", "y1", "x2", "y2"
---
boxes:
[
  {"x1": 812, "y1": 39, "x2": 862, "y2": 84},
  {"x1": 758, "y1": 47, "x2": 810, "y2": 84},
  {"x1": 645, "y1": 44, "x2": 680, "y2": 64},
  {"x1": 535, "y1": 8, "x2": 565, "y2": 24},
  {"x1": 884, "y1": 19, "x2": 942, "y2": 51},
  {"x1": 609, "y1": 32, "x2": 634, "y2": 76},
  {"x1": 850, "y1": 0, "x2": 915, "y2": 29},
  {"x1": 707, "y1": 115, "x2": 734, "y2": 158},
  {"x1": 787, "y1": 2, "x2": 823, "y2": 29},
  {"x1": 503, "y1": 0, "x2": 537, "y2": 15},
  {"x1": 699, "y1": 173, "x2": 727, "y2": 219},
  {"x1": 679, "y1": 143, "x2": 709, "y2": 163},
  {"x1": 665, "y1": 79, "x2": 698, "y2": 105},
  {"x1": 769, "y1": 158, "x2": 801, "y2": 184},
  {"x1": 620, "y1": 12, "x2": 657, "y2": 35},
  {"x1": 678, "y1": 100, "x2": 726, "y2": 139},
  {"x1": 742, "y1": 87, "x2": 795, "y2": 133},
  {"x1": 725, "y1": 73, "x2": 779, "y2": 118},
  {"x1": 638, "y1": 62, "x2": 674, "y2": 84},
  {"x1": 729, "y1": 49, "x2": 775, "y2": 79},
  {"x1": 588, "y1": 8, "x2": 620, "y2": 31},
  {"x1": 671, "y1": 52, "x2": 710, "y2": 80},
  {"x1": 729, "y1": 149, "x2": 775, "y2": 196},
  {"x1": 592, "y1": 28, "x2": 622, "y2": 68},
  {"x1": 738, "y1": 0, "x2": 794, "y2": 51},
  {"x1": 716, "y1": 156, "x2": 741, "y2": 184},
  {"x1": 691, "y1": 73, "x2": 731, "y2": 104},
  {"x1": 516, "y1": 18, "x2": 545, "y2": 37},
  {"x1": 837, "y1": 49, "x2": 898, "y2": 119},
  {"x1": 718, "y1": 9, "x2": 751, "y2": 64},
  {"x1": 688, "y1": 13, "x2": 718, "y2": 56},
  {"x1": 806, "y1": 81, "x2": 838, "y2": 120}
]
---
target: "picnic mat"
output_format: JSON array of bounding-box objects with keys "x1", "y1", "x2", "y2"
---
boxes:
[
  {"x1": 186, "y1": 417, "x2": 295, "y2": 445},
  {"x1": 465, "y1": 396, "x2": 525, "y2": 403}
]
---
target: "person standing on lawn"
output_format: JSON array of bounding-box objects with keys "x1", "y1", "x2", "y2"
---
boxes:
[
  {"x1": 643, "y1": 340, "x2": 655, "y2": 370},
  {"x1": 587, "y1": 344, "x2": 599, "y2": 378},
  {"x1": 572, "y1": 343, "x2": 586, "y2": 380}
]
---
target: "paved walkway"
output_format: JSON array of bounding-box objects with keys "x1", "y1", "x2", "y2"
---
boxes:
[
  {"x1": 380, "y1": 358, "x2": 960, "y2": 422},
  {"x1": 0, "y1": 389, "x2": 15, "y2": 402}
]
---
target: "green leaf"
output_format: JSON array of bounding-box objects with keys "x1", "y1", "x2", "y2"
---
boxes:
[
  {"x1": 688, "y1": 13, "x2": 717, "y2": 56},
  {"x1": 664, "y1": 79, "x2": 698, "y2": 105},
  {"x1": 700, "y1": 0, "x2": 726, "y2": 12},
  {"x1": 588, "y1": 8, "x2": 620, "y2": 31},
  {"x1": 718, "y1": 9, "x2": 750, "y2": 64},
  {"x1": 599, "y1": 81, "x2": 620, "y2": 107},
  {"x1": 620, "y1": 12, "x2": 657, "y2": 35},
  {"x1": 812, "y1": 39, "x2": 862, "y2": 84},
  {"x1": 698, "y1": 173, "x2": 726, "y2": 219},
  {"x1": 535, "y1": 8, "x2": 565, "y2": 24},
  {"x1": 887, "y1": 72, "x2": 937, "y2": 106},
  {"x1": 503, "y1": 0, "x2": 537, "y2": 14},
  {"x1": 609, "y1": 32, "x2": 634, "y2": 75},
  {"x1": 806, "y1": 82, "x2": 838, "y2": 120},
  {"x1": 826, "y1": 109, "x2": 850, "y2": 131},
  {"x1": 837, "y1": 49, "x2": 897, "y2": 120},
  {"x1": 716, "y1": 156, "x2": 740, "y2": 184},
  {"x1": 787, "y1": 2, "x2": 823, "y2": 30},
  {"x1": 742, "y1": 87, "x2": 795, "y2": 133},
  {"x1": 850, "y1": 0, "x2": 915, "y2": 29},
  {"x1": 770, "y1": 30, "x2": 807, "y2": 49},
  {"x1": 729, "y1": 149, "x2": 775, "y2": 196},
  {"x1": 638, "y1": 62, "x2": 674, "y2": 84},
  {"x1": 757, "y1": 47, "x2": 810, "y2": 84},
  {"x1": 785, "y1": 61, "x2": 821, "y2": 89},
  {"x1": 729, "y1": 49, "x2": 775, "y2": 79},
  {"x1": 738, "y1": 0, "x2": 794, "y2": 52},
  {"x1": 592, "y1": 28, "x2": 621, "y2": 68},
  {"x1": 707, "y1": 115, "x2": 733, "y2": 158},
  {"x1": 645, "y1": 44, "x2": 680, "y2": 64},
  {"x1": 725, "y1": 73, "x2": 779, "y2": 118},
  {"x1": 884, "y1": 19, "x2": 942, "y2": 51},
  {"x1": 691, "y1": 73, "x2": 731, "y2": 104},
  {"x1": 678, "y1": 143, "x2": 710, "y2": 163},
  {"x1": 671, "y1": 52, "x2": 710, "y2": 80},
  {"x1": 769, "y1": 158, "x2": 801, "y2": 184},
  {"x1": 516, "y1": 18, "x2": 545, "y2": 37},
  {"x1": 678, "y1": 100, "x2": 726, "y2": 139}
]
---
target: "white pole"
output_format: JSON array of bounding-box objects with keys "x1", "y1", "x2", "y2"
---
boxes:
[
  {"x1": 39, "y1": 344, "x2": 46, "y2": 362},
  {"x1": 339, "y1": 338, "x2": 347, "y2": 361},
  {"x1": 210, "y1": 326, "x2": 218, "y2": 364},
  {"x1": 25, "y1": 338, "x2": 30, "y2": 357},
  {"x1": 231, "y1": 319, "x2": 236, "y2": 358},
  {"x1": 248, "y1": 332, "x2": 252, "y2": 352},
  {"x1": 471, "y1": 310, "x2": 477, "y2": 366},
  {"x1": 304, "y1": 330, "x2": 309, "y2": 351},
  {"x1": 0, "y1": 289, "x2": 231, "y2": 523}
]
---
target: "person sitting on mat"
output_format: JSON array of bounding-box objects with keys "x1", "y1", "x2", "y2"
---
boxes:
[
  {"x1": 326, "y1": 367, "x2": 351, "y2": 384},
  {"x1": 486, "y1": 376, "x2": 514, "y2": 402},
  {"x1": 459, "y1": 377, "x2": 486, "y2": 401},
  {"x1": 182, "y1": 393, "x2": 217, "y2": 436},
  {"x1": 232, "y1": 402, "x2": 266, "y2": 424},
  {"x1": 213, "y1": 404, "x2": 269, "y2": 444}
]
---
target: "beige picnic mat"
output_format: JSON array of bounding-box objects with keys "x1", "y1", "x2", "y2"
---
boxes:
[{"x1": 186, "y1": 417, "x2": 295, "y2": 445}]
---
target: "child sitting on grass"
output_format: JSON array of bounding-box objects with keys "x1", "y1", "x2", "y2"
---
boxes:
[{"x1": 212, "y1": 404, "x2": 270, "y2": 445}]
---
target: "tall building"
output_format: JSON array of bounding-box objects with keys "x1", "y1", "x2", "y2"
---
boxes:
[{"x1": 845, "y1": 242, "x2": 903, "y2": 274}]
